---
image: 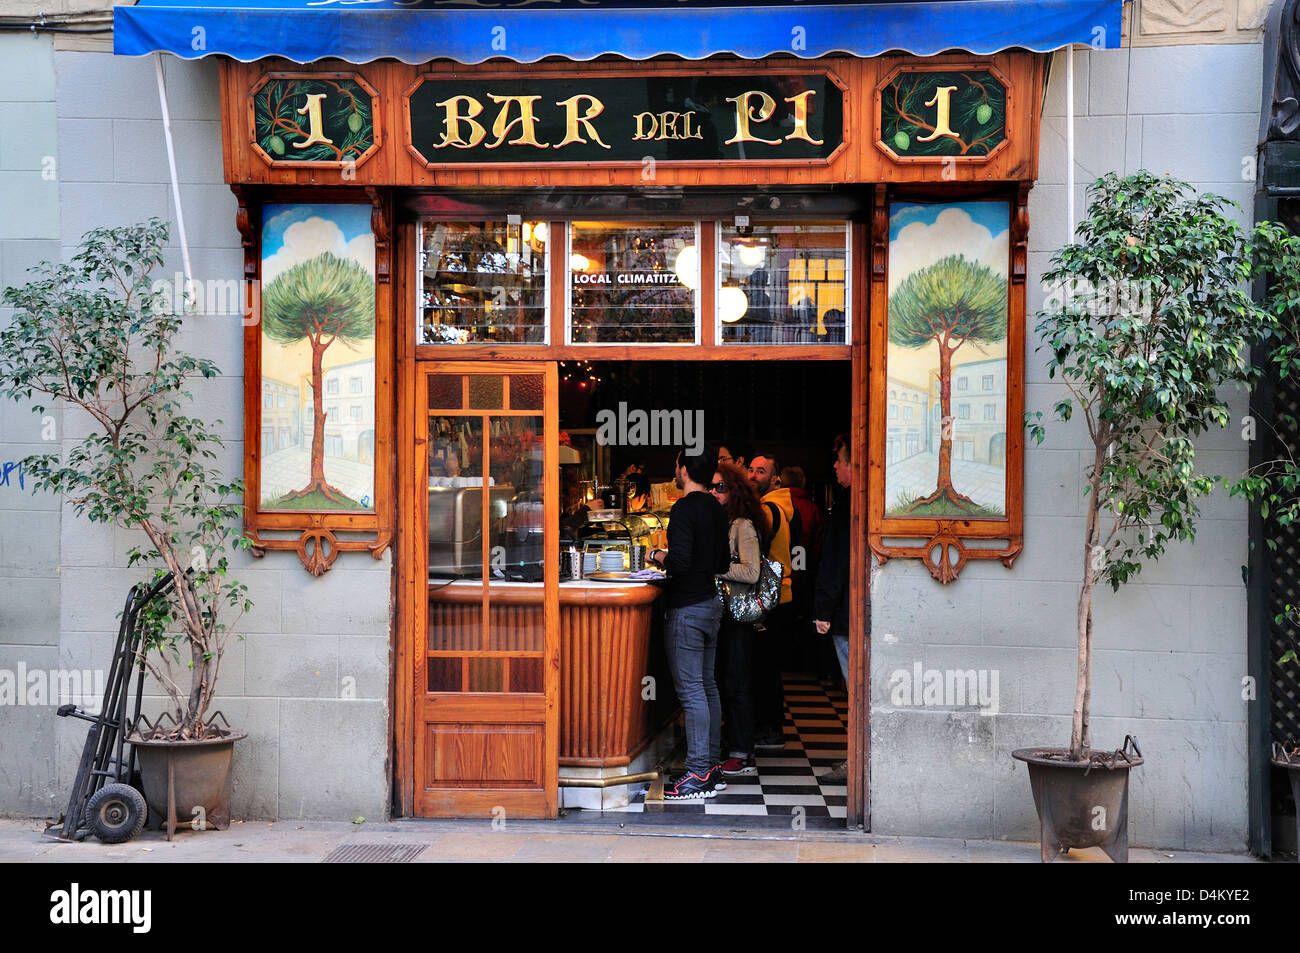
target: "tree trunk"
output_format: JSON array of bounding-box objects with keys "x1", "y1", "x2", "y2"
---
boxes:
[
  {"x1": 936, "y1": 341, "x2": 954, "y2": 496},
  {"x1": 310, "y1": 336, "x2": 327, "y2": 490},
  {"x1": 1072, "y1": 438, "x2": 1107, "y2": 761},
  {"x1": 907, "y1": 339, "x2": 976, "y2": 511},
  {"x1": 283, "y1": 334, "x2": 349, "y2": 503},
  {"x1": 137, "y1": 517, "x2": 210, "y2": 737}
]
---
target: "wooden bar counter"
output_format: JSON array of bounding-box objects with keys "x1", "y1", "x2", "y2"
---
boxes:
[{"x1": 427, "y1": 580, "x2": 664, "y2": 768}]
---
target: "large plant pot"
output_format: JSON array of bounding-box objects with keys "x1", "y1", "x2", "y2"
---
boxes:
[
  {"x1": 1271, "y1": 746, "x2": 1300, "y2": 861},
  {"x1": 129, "y1": 729, "x2": 245, "y2": 840},
  {"x1": 1012, "y1": 747, "x2": 1143, "y2": 863}
]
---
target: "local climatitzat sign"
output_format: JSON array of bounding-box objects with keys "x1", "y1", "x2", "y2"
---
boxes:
[
  {"x1": 406, "y1": 74, "x2": 843, "y2": 164},
  {"x1": 573, "y1": 272, "x2": 678, "y2": 285}
]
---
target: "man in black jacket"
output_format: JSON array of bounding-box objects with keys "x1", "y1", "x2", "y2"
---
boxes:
[
  {"x1": 647, "y1": 443, "x2": 730, "y2": 800},
  {"x1": 814, "y1": 433, "x2": 853, "y2": 784}
]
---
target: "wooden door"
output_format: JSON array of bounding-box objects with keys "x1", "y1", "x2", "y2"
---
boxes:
[{"x1": 413, "y1": 362, "x2": 559, "y2": 817}]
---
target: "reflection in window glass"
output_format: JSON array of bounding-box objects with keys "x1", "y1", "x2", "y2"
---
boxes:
[
  {"x1": 420, "y1": 220, "x2": 548, "y2": 344},
  {"x1": 719, "y1": 222, "x2": 848, "y2": 345},
  {"x1": 569, "y1": 221, "x2": 697, "y2": 344}
]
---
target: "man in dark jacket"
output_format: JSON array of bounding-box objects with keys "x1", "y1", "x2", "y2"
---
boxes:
[
  {"x1": 647, "y1": 443, "x2": 730, "y2": 799},
  {"x1": 814, "y1": 434, "x2": 853, "y2": 784}
]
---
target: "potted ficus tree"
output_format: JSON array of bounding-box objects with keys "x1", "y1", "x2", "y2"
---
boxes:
[
  {"x1": 0, "y1": 218, "x2": 251, "y2": 838},
  {"x1": 1019, "y1": 171, "x2": 1290, "y2": 862}
]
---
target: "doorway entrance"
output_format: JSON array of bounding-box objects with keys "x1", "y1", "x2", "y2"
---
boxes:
[
  {"x1": 556, "y1": 359, "x2": 855, "y2": 826},
  {"x1": 411, "y1": 361, "x2": 560, "y2": 818}
]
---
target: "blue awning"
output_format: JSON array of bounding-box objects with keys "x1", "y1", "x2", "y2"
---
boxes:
[{"x1": 113, "y1": 0, "x2": 1124, "y2": 64}]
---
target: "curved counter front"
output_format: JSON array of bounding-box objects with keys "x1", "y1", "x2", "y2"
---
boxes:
[{"x1": 427, "y1": 580, "x2": 664, "y2": 768}]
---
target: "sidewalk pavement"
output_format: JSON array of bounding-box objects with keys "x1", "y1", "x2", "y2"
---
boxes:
[{"x1": 0, "y1": 818, "x2": 1261, "y2": 863}]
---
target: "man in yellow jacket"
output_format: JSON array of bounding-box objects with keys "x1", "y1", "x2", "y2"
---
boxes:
[{"x1": 748, "y1": 452, "x2": 801, "y2": 749}]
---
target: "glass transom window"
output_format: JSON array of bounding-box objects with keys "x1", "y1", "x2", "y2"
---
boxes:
[
  {"x1": 568, "y1": 221, "x2": 698, "y2": 344},
  {"x1": 419, "y1": 220, "x2": 549, "y2": 344},
  {"x1": 718, "y1": 222, "x2": 849, "y2": 345}
]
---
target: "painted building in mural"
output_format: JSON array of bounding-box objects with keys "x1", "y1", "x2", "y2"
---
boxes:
[{"x1": 0, "y1": 0, "x2": 1294, "y2": 855}]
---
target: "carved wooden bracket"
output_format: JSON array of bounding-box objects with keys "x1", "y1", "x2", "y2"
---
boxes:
[
  {"x1": 248, "y1": 523, "x2": 393, "y2": 576},
  {"x1": 232, "y1": 184, "x2": 260, "y2": 281},
  {"x1": 366, "y1": 186, "x2": 391, "y2": 284},
  {"x1": 869, "y1": 525, "x2": 1022, "y2": 584},
  {"x1": 1011, "y1": 181, "x2": 1031, "y2": 285},
  {"x1": 871, "y1": 184, "x2": 888, "y2": 279}
]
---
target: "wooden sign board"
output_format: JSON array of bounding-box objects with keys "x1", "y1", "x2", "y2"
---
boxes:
[{"x1": 219, "y1": 53, "x2": 1045, "y2": 187}]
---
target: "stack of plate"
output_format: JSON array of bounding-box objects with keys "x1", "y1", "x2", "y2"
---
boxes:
[
  {"x1": 597, "y1": 550, "x2": 625, "y2": 573},
  {"x1": 582, "y1": 551, "x2": 599, "y2": 576}
]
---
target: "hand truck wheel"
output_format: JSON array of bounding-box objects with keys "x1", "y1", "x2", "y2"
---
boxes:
[{"x1": 85, "y1": 782, "x2": 148, "y2": 844}]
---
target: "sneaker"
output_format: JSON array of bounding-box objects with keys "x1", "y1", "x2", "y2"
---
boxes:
[
  {"x1": 754, "y1": 732, "x2": 786, "y2": 751},
  {"x1": 663, "y1": 770, "x2": 717, "y2": 801},
  {"x1": 721, "y1": 756, "x2": 757, "y2": 776},
  {"x1": 820, "y1": 760, "x2": 849, "y2": 784},
  {"x1": 708, "y1": 765, "x2": 728, "y2": 791}
]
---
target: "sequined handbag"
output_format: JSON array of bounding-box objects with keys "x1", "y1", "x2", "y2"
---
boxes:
[{"x1": 715, "y1": 555, "x2": 782, "y2": 624}]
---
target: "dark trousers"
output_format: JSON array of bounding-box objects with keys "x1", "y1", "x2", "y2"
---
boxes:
[
  {"x1": 717, "y1": 616, "x2": 756, "y2": 758},
  {"x1": 753, "y1": 602, "x2": 793, "y2": 737}
]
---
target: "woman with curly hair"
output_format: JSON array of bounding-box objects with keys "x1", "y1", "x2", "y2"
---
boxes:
[{"x1": 710, "y1": 460, "x2": 773, "y2": 777}]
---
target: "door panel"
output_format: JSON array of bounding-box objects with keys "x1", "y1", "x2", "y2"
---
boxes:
[{"x1": 414, "y1": 362, "x2": 558, "y2": 817}]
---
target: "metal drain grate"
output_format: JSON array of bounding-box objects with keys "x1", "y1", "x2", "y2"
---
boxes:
[{"x1": 322, "y1": 843, "x2": 427, "y2": 864}]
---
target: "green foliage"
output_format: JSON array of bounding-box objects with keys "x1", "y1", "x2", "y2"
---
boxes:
[
  {"x1": 888, "y1": 254, "x2": 1007, "y2": 349},
  {"x1": 0, "y1": 219, "x2": 251, "y2": 738},
  {"x1": 1227, "y1": 220, "x2": 1300, "y2": 666},
  {"x1": 262, "y1": 251, "x2": 375, "y2": 348},
  {"x1": 1025, "y1": 171, "x2": 1300, "y2": 757},
  {"x1": 1026, "y1": 171, "x2": 1286, "y2": 592}
]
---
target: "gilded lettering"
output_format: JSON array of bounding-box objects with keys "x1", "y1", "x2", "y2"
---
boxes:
[
  {"x1": 916, "y1": 85, "x2": 959, "y2": 143},
  {"x1": 680, "y1": 111, "x2": 704, "y2": 141},
  {"x1": 632, "y1": 111, "x2": 659, "y2": 141},
  {"x1": 724, "y1": 90, "x2": 782, "y2": 146},
  {"x1": 783, "y1": 90, "x2": 823, "y2": 145},
  {"x1": 658, "y1": 111, "x2": 682, "y2": 140},
  {"x1": 433, "y1": 95, "x2": 487, "y2": 149},
  {"x1": 485, "y1": 94, "x2": 550, "y2": 149},
  {"x1": 293, "y1": 93, "x2": 334, "y2": 149},
  {"x1": 555, "y1": 94, "x2": 612, "y2": 150}
]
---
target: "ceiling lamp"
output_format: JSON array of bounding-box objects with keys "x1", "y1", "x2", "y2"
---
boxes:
[
  {"x1": 569, "y1": 253, "x2": 590, "y2": 271},
  {"x1": 674, "y1": 245, "x2": 699, "y2": 290},
  {"x1": 737, "y1": 243, "x2": 765, "y2": 268},
  {"x1": 719, "y1": 286, "x2": 748, "y2": 323}
]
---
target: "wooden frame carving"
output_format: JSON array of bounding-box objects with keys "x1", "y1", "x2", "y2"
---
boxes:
[
  {"x1": 248, "y1": 71, "x2": 383, "y2": 171},
  {"x1": 867, "y1": 182, "x2": 1027, "y2": 582},
  {"x1": 237, "y1": 184, "x2": 395, "y2": 574},
  {"x1": 873, "y1": 60, "x2": 1013, "y2": 165},
  {"x1": 401, "y1": 65, "x2": 850, "y2": 173}
]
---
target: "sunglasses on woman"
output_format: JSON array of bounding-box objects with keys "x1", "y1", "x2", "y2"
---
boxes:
[{"x1": 710, "y1": 482, "x2": 727, "y2": 493}]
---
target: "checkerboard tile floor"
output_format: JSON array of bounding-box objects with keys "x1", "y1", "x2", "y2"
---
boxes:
[{"x1": 591, "y1": 674, "x2": 849, "y2": 819}]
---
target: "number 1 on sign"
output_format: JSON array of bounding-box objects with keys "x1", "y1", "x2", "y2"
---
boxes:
[
  {"x1": 295, "y1": 93, "x2": 335, "y2": 149},
  {"x1": 916, "y1": 85, "x2": 959, "y2": 143}
]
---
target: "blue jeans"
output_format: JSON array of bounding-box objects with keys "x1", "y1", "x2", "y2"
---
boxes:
[
  {"x1": 664, "y1": 599, "x2": 724, "y2": 776},
  {"x1": 831, "y1": 632, "x2": 849, "y2": 684}
]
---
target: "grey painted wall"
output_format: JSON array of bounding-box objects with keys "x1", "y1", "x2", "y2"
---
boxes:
[
  {"x1": 0, "y1": 40, "x2": 1267, "y2": 842},
  {"x1": 0, "y1": 34, "x2": 63, "y2": 817},
  {"x1": 869, "y1": 43, "x2": 1264, "y2": 851},
  {"x1": 38, "y1": 51, "x2": 391, "y2": 821}
]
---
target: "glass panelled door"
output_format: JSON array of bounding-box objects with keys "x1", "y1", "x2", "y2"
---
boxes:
[{"x1": 415, "y1": 362, "x2": 558, "y2": 817}]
